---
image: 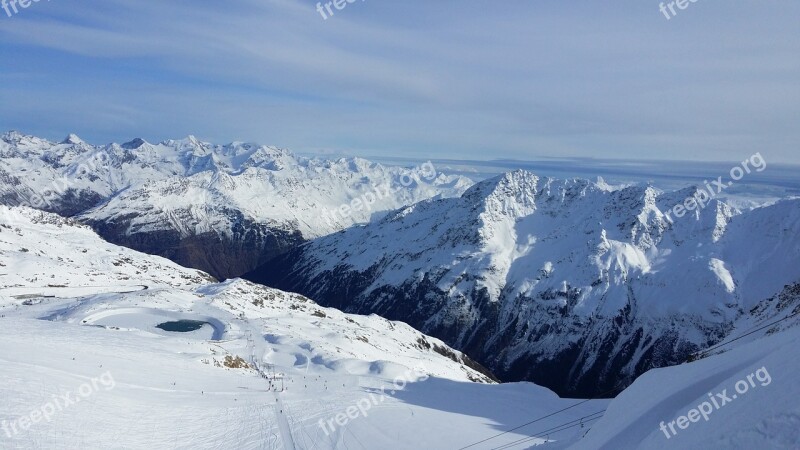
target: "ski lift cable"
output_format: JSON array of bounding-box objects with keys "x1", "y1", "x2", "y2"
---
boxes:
[
  {"x1": 491, "y1": 411, "x2": 606, "y2": 450},
  {"x1": 456, "y1": 381, "x2": 625, "y2": 450}
]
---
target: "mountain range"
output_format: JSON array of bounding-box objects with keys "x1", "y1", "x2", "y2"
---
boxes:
[
  {"x1": 2, "y1": 131, "x2": 798, "y2": 398},
  {"x1": 0, "y1": 131, "x2": 470, "y2": 279},
  {"x1": 246, "y1": 170, "x2": 800, "y2": 396}
]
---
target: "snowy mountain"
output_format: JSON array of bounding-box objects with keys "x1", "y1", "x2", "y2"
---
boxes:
[
  {"x1": 0, "y1": 205, "x2": 493, "y2": 382},
  {"x1": 1, "y1": 205, "x2": 529, "y2": 449},
  {"x1": 247, "y1": 170, "x2": 800, "y2": 397},
  {"x1": 0, "y1": 131, "x2": 472, "y2": 279},
  {"x1": 568, "y1": 317, "x2": 800, "y2": 449},
  {"x1": 1, "y1": 204, "x2": 797, "y2": 449}
]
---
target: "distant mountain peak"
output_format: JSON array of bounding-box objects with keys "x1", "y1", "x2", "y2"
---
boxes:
[
  {"x1": 121, "y1": 138, "x2": 148, "y2": 150},
  {"x1": 61, "y1": 133, "x2": 84, "y2": 145},
  {"x1": 464, "y1": 169, "x2": 539, "y2": 199},
  {"x1": 2, "y1": 130, "x2": 29, "y2": 144}
]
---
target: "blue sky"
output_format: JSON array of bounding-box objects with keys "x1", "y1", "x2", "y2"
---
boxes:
[{"x1": 1, "y1": 0, "x2": 798, "y2": 163}]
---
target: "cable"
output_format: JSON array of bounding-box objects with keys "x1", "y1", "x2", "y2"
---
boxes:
[
  {"x1": 690, "y1": 309, "x2": 800, "y2": 360},
  {"x1": 460, "y1": 300, "x2": 800, "y2": 450},
  {"x1": 492, "y1": 411, "x2": 605, "y2": 450},
  {"x1": 457, "y1": 380, "x2": 625, "y2": 450},
  {"x1": 456, "y1": 400, "x2": 592, "y2": 449},
  {"x1": 492, "y1": 412, "x2": 604, "y2": 450}
]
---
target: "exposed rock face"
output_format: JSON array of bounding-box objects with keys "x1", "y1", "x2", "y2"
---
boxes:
[
  {"x1": 86, "y1": 213, "x2": 304, "y2": 280},
  {"x1": 246, "y1": 171, "x2": 800, "y2": 397},
  {"x1": 5, "y1": 131, "x2": 798, "y2": 397}
]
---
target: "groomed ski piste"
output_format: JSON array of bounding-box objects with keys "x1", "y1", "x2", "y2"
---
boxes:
[{"x1": 1, "y1": 205, "x2": 798, "y2": 449}]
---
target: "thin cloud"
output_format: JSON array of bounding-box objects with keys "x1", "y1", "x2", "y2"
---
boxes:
[{"x1": 1, "y1": 0, "x2": 798, "y2": 163}]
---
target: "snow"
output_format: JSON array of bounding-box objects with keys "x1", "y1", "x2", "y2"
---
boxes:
[
  {"x1": 0, "y1": 131, "x2": 473, "y2": 240},
  {"x1": 708, "y1": 258, "x2": 736, "y2": 293},
  {"x1": 0, "y1": 205, "x2": 613, "y2": 449},
  {"x1": 288, "y1": 170, "x2": 800, "y2": 321},
  {"x1": 570, "y1": 324, "x2": 800, "y2": 449},
  {"x1": 265, "y1": 170, "x2": 800, "y2": 400},
  {"x1": 1, "y1": 131, "x2": 799, "y2": 448}
]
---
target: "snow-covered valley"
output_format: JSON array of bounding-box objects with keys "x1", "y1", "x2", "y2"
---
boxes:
[
  {"x1": 250, "y1": 170, "x2": 800, "y2": 398},
  {"x1": 3, "y1": 0, "x2": 797, "y2": 445},
  {"x1": 0, "y1": 206, "x2": 594, "y2": 449},
  {"x1": 1, "y1": 205, "x2": 798, "y2": 449},
  {"x1": 1, "y1": 133, "x2": 799, "y2": 448}
]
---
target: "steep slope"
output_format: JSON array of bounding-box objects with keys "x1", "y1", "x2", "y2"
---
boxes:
[
  {"x1": 4, "y1": 205, "x2": 568, "y2": 449},
  {"x1": 1, "y1": 191, "x2": 797, "y2": 449},
  {"x1": 0, "y1": 205, "x2": 492, "y2": 383},
  {"x1": 0, "y1": 131, "x2": 472, "y2": 278},
  {"x1": 566, "y1": 316, "x2": 800, "y2": 450},
  {"x1": 247, "y1": 170, "x2": 800, "y2": 397}
]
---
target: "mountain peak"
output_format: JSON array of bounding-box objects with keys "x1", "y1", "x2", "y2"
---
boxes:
[
  {"x1": 457, "y1": 170, "x2": 542, "y2": 221},
  {"x1": 464, "y1": 169, "x2": 540, "y2": 202},
  {"x1": 61, "y1": 133, "x2": 84, "y2": 145},
  {"x1": 2, "y1": 130, "x2": 23, "y2": 139},
  {"x1": 2, "y1": 130, "x2": 30, "y2": 144},
  {"x1": 121, "y1": 138, "x2": 149, "y2": 150}
]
